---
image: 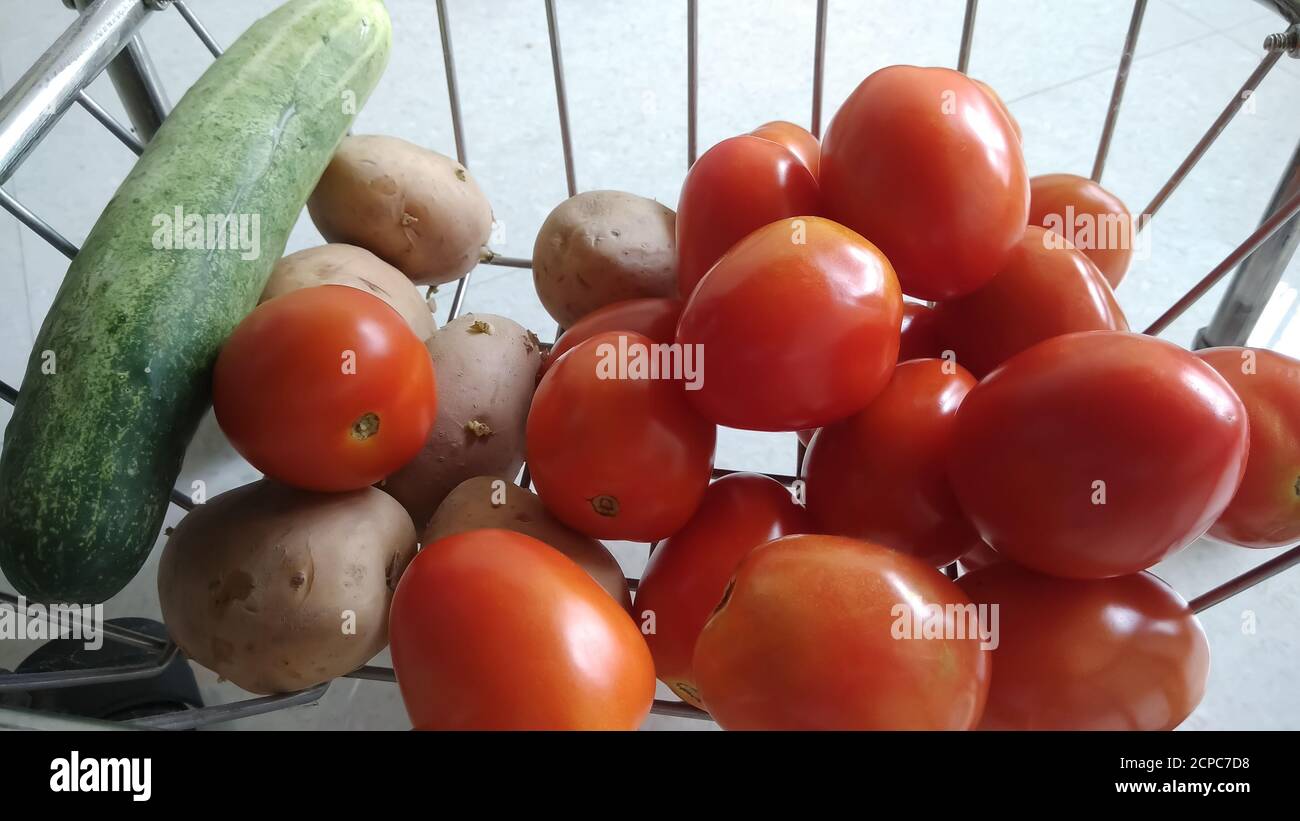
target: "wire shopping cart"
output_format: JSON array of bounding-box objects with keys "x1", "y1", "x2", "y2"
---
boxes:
[{"x1": 0, "y1": 0, "x2": 1298, "y2": 729}]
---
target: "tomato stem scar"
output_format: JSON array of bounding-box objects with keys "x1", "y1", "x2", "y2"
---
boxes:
[
  {"x1": 590, "y1": 495, "x2": 619, "y2": 517},
  {"x1": 351, "y1": 412, "x2": 380, "y2": 440}
]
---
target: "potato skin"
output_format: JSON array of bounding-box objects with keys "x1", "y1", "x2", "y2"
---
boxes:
[
  {"x1": 380, "y1": 313, "x2": 542, "y2": 531},
  {"x1": 262, "y1": 243, "x2": 436, "y2": 340},
  {"x1": 425, "y1": 476, "x2": 632, "y2": 610},
  {"x1": 532, "y1": 190, "x2": 678, "y2": 328},
  {"x1": 307, "y1": 134, "x2": 493, "y2": 286},
  {"x1": 158, "y1": 480, "x2": 417, "y2": 695}
]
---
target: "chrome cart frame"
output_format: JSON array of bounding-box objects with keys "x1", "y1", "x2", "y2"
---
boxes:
[{"x1": 0, "y1": 0, "x2": 1298, "y2": 729}]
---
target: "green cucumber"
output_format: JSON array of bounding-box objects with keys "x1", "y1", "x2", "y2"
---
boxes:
[{"x1": 0, "y1": 0, "x2": 391, "y2": 603}]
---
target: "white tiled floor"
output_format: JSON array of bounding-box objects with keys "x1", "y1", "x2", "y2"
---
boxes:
[{"x1": 1, "y1": 0, "x2": 1298, "y2": 730}]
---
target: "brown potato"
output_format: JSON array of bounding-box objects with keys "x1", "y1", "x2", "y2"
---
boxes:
[
  {"x1": 262, "y1": 243, "x2": 436, "y2": 340},
  {"x1": 380, "y1": 313, "x2": 542, "y2": 531},
  {"x1": 158, "y1": 480, "x2": 417, "y2": 695},
  {"x1": 425, "y1": 476, "x2": 632, "y2": 610},
  {"x1": 532, "y1": 190, "x2": 677, "y2": 327},
  {"x1": 307, "y1": 134, "x2": 493, "y2": 286}
]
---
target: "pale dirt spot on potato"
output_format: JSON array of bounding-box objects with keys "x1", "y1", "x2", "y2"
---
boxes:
[
  {"x1": 369, "y1": 174, "x2": 399, "y2": 195},
  {"x1": 212, "y1": 570, "x2": 254, "y2": 611}
]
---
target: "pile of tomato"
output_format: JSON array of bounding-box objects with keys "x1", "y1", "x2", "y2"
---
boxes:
[{"x1": 219, "y1": 65, "x2": 1300, "y2": 731}]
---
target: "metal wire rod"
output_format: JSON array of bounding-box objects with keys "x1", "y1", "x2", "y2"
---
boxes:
[
  {"x1": 0, "y1": 645, "x2": 178, "y2": 693},
  {"x1": 652, "y1": 699, "x2": 710, "y2": 720},
  {"x1": 0, "y1": 0, "x2": 152, "y2": 185},
  {"x1": 811, "y1": 0, "x2": 828, "y2": 137},
  {"x1": 0, "y1": 591, "x2": 169, "y2": 651},
  {"x1": 1144, "y1": 187, "x2": 1300, "y2": 335},
  {"x1": 956, "y1": 0, "x2": 978, "y2": 75},
  {"x1": 446, "y1": 275, "x2": 471, "y2": 321},
  {"x1": 344, "y1": 665, "x2": 396, "y2": 683},
  {"x1": 712, "y1": 466, "x2": 799, "y2": 486},
  {"x1": 340, "y1": 663, "x2": 709, "y2": 721},
  {"x1": 173, "y1": 0, "x2": 223, "y2": 57},
  {"x1": 1138, "y1": 49, "x2": 1283, "y2": 223},
  {"x1": 436, "y1": 0, "x2": 467, "y2": 168},
  {"x1": 1091, "y1": 0, "x2": 1147, "y2": 183},
  {"x1": 75, "y1": 89, "x2": 144, "y2": 154},
  {"x1": 687, "y1": 0, "x2": 698, "y2": 167},
  {"x1": 1190, "y1": 544, "x2": 1300, "y2": 614},
  {"x1": 544, "y1": 0, "x2": 578, "y2": 197},
  {"x1": 435, "y1": 0, "x2": 473, "y2": 321},
  {"x1": 128, "y1": 682, "x2": 330, "y2": 730},
  {"x1": 483, "y1": 254, "x2": 533, "y2": 269},
  {"x1": 169, "y1": 486, "x2": 196, "y2": 511},
  {"x1": 0, "y1": 188, "x2": 78, "y2": 259},
  {"x1": 0, "y1": 378, "x2": 16, "y2": 405}
]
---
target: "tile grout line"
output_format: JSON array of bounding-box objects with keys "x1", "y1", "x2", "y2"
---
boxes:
[
  {"x1": 1154, "y1": 0, "x2": 1270, "y2": 34},
  {"x1": 1005, "y1": 27, "x2": 1226, "y2": 107}
]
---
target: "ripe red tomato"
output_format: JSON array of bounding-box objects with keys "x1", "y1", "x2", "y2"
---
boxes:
[
  {"x1": 213, "y1": 285, "x2": 436, "y2": 492},
  {"x1": 527, "y1": 330, "x2": 716, "y2": 540},
  {"x1": 542, "y1": 297, "x2": 682, "y2": 377},
  {"x1": 821, "y1": 65, "x2": 1028, "y2": 300},
  {"x1": 899, "y1": 301, "x2": 946, "y2": 362},
  {"x1": 1029, "y1": 173, "x2": 1135, "y2": 288},
  {"x1": 675, "y1": 216, "x2": 902, "y2": 431},
  {"x1": 805, "y1": 359, "x2": 982, "y2": 567},
  {"x1": 933, "y1": 226, "x2": 1128, "y2": 378},
  {"x1": 390, "y1": 529, "x2": 655, "y2": 729},
  {"x1": 949, "y1": 331, "x2": 1249, "y2": 578},
  {"x1": 750, "y1": 120, "x2": 820, "y2": 179},
  {"x1": 693, "y1": 534, "x2": 990, "y2": 729},
  {"x1": 1196, "y1": 347, "x2": 1300, "y2": 547},
  {"x1": 958, "y1": 562, "x2": 1210, "y2": 730},
  {"x1": 972, "y1": 78, "x2": 1021, "y2": 142},
  {"x1": 634, "y1": 473, "x2": 809, "y2": 708},
  {"x1": 676, "y1": 135, "x2": 819, "y2": 298}
]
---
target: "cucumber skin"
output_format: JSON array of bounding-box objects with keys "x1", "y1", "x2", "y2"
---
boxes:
[{"x1": 0, "y1": 0, "x2": 391, "y2": 603}]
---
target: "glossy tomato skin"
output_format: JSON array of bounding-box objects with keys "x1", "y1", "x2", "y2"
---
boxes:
[
  {"x1": 933, "y1": 226, "x2": 1128, "y2": 378},
  {"x1": 634, "y1": 473, "x2": 809, "y2": 708},
  {"x1": 750, "y1": 120, "x2": 820, "y2": 179},
  {"x1": 949, "y1": 331, "x2": 1249, "y2": 579},
  {"x1": 693, "y1": 534, "x2": 990, "y2": 729},
  {"x1": 973, "y1": 78, "x2": 1021, "y2": 142},
  {"x1": 527, "y1": 331, "x2": 716, "y2": 541},
  {"x1": 676, "y1": 135, "x2": 820, "y2": 298},
  {"x1": 1029, "y1": 173, "x2": 1134, "y2": 289},
  {"x1": 541, "y1": 297, "x2": 682, "y2": 377},
  {"x1": 899, "y1": 301, "x2": 947, "y2": 362},
  {"x1": 958, "y1": 563, "x2": 1209, "y2": 730},
  {"x1": 213, "y1": 285, "x2": 437, "y2": 492},
  {"x1": 390, "y1": 529, "x2": 655, "y2": 730},
  {"x1": 805, "y1": 359, "x2": 982, "y2": 567},
  {"x1": 1196, "y1": 347, "x2": 1300, "y2": 547},
  {"x1": 676, "y1": 216, "x2": 903, "y2": 431},
  {"x1": 821, "y1": 65, "x2": 1028, "y2": 300}
]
